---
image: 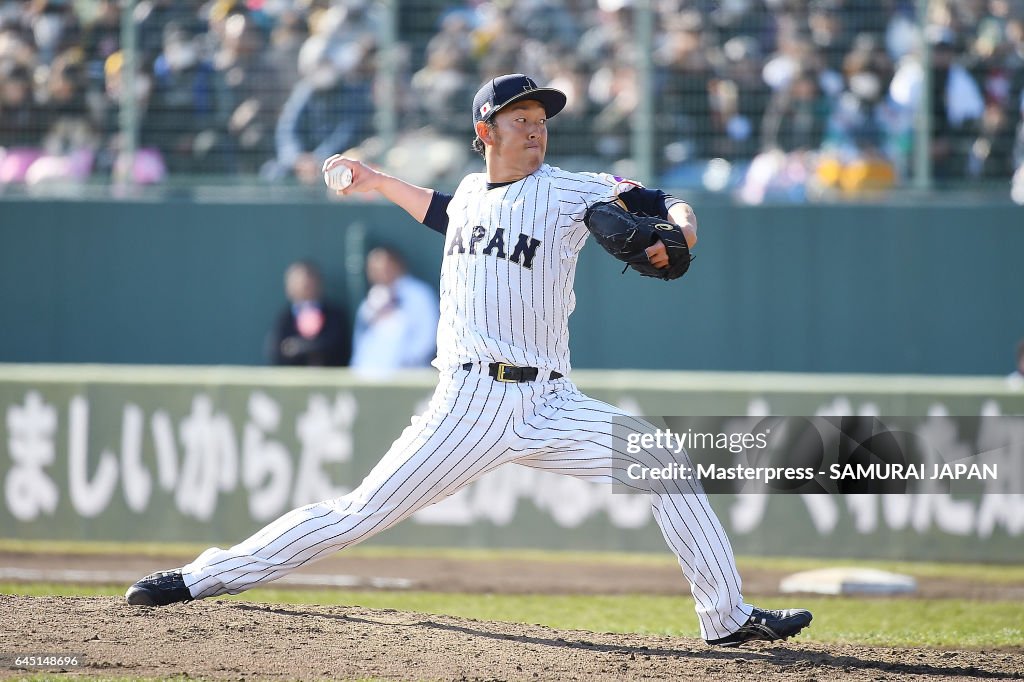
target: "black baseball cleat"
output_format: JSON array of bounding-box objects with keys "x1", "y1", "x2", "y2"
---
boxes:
[
  {"x1": 705, "y1": 607, "x2": 813, "y2": 647},
  {"x1": 125, "y1": 570, "x2": 193, "y2": 606}
]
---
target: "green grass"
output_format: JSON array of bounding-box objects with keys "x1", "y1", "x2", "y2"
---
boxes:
[
  {"x1": 1, "y1": 582, "x2": 121, "y2": 598},
  {"x1": 3, "y1": 583, "x2": 1020, "y2": 649},
  {"x1": 4, "y1": 538, "x2": 1024, "y2": 583}
]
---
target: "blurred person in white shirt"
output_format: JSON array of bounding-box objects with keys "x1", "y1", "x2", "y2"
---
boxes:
[{"x1": 351, "y1": 246, "x2": 439, "y2": 373}]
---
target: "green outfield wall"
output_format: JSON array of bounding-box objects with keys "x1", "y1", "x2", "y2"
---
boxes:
[
  {"x1": 1, "y1": 199, "x2": 1022, "y2": 374},
  {"x1": 1, "y1": 364, "x2": 1022, "y2": 562}
]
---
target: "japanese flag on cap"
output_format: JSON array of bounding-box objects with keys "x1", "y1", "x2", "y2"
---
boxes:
[{"x1": 472, "y1": 73, "x2": 567, "y2": 125}]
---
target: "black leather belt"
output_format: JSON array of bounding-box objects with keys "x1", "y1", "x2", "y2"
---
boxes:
[{"x1": 462, "y1": 362, "x2": 563, "y2": 383}]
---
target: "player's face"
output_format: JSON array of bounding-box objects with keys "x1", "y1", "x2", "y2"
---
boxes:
[{"x1": 488, "y1": 100, "x2": 548, "y2": 178}]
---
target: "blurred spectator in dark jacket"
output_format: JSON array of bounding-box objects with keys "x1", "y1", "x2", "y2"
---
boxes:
[
  {"x1": 40, "y1": 48, "x2": 89, "y2": 122},
  {"x1": 826, "y1": 33, "x2": 893, "y2": 152},
  {"x1": 968, "y1": 101, "x2": 1017, "y2": 179},
  {"x1": 148, "y1": 22, "x2": 219, "y2": 173},
  {"x1": 963, "y1": 3, "x2": 1022, "y2": 180},
  {"x1": 589, "y1": 65, "x2": 634, "y2": 163},
  {"x1": 656, "y1": 11, "x2": 714, "y2": 168},
  {"x1": 709, "y1": 36, "x2": 770, "y2": 160},
  {"x1": 267, "y1": 260, "x2": 351, "y2": 367},
  {"x1": 213, "y1": 14, "x2": 282, "y2": 173},
  {"x1": 928, "y1": 30, "x2": 984, "y2": 180},
  {"x1": 762, "y1": 69, "x2": 829, "y2": 152},
  {"x1": 81, "y1": 0, "x2": 120, "y2": 79},
  {"x1": 0, "y1": 62, "x2": 40, "y2": 148}
]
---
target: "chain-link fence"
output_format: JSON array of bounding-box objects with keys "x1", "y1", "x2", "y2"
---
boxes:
[{"x1": 1, "y1": 0, "x2": 1022, "y2": 202}]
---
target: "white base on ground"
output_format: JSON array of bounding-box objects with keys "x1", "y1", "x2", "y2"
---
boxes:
[{"x1": 779, "y1": 567, "x2": 917, "y2": 595}]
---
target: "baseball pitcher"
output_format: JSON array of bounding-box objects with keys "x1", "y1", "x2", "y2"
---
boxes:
[{"x1": 126, "y1": 74, "x2": 812, "y2": 648}]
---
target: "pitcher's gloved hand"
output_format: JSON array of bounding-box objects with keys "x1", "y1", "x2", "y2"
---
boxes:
[{"x1": 583, "y1": 199, "x2": 693, "y2": 280}]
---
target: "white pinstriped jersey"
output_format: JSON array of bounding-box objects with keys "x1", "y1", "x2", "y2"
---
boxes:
[
  {"x1": 434, "y1": 164, "x2": 628, "y2": 375},
  {"x1": 178, "y1": 164, "x2": 756, "y2": 641}
]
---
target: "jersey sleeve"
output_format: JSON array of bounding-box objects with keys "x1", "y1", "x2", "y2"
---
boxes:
[
  {"x1": 420, "y1": 191, "x2": 453, "y2": 234},
  {"x1": 573, "y1": 172, "x2": 680, "y2": 218},
  {"x1": 619, "y1": 187, "x2": 672, "y2": 218}
]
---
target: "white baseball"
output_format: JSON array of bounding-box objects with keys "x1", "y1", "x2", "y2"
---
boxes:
[{"x1": 324, "y1": 165, "x2": 353, "y2": 190}]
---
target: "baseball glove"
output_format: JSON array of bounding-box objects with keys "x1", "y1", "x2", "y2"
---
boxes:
[{"x1": 583, "y1": 199, "x2": 693, "y2": 281}]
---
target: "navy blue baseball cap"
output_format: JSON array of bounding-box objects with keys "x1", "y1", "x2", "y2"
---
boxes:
[{"x1": 472, "y1": 74, "x2": 567, "y2": 125}]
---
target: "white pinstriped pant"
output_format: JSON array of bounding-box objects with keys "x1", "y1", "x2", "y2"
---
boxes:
[{"x1": 182, "y1": 369, "x2": 753, "y2": 639}]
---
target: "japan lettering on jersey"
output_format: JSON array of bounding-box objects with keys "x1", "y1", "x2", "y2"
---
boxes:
[{"x1": 434, "y1": 164, "x2": 641, "y2": 375}]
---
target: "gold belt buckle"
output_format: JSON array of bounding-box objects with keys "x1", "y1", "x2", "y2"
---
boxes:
[{"x1": 495, "y1": 363, "x2": 516, "y2": 382}]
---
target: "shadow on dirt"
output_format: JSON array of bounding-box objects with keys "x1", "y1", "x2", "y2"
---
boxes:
[{"x1": 232, "y1": 603, "x2": 1019, "y2": 680}]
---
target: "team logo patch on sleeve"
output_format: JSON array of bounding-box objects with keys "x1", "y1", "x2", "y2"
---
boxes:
[{"x1": 611, "y1": 175, "x2": 643, "y2": 196}]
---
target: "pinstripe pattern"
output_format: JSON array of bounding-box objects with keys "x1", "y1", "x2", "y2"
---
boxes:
[
  {"x1": 434, "y1": 165, "x2": 625, "y2": 376},
  {"x1": 181, "y1": 372, "x2": 751, "y2": 638},
  {"x1": 510, "y1": 382, "x2": 751, "y2": 639},
  {"x1": 177, "y1": 162, "x2": 754, "y2": 642}
]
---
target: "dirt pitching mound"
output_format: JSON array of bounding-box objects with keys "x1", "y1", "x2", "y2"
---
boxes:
[{"x1": 2, "y1": 596, "x2": 1021, "y2": 681}]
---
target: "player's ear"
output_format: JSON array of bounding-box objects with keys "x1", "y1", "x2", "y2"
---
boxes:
[{"x1": 475, "y1": 120, "x2": 493, "y2": 146}]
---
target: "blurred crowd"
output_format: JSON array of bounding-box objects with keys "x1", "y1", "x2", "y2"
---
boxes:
[
  {"x1": 2, "y1": 0, "x2": 1024, "y2": 200},
  {"x1": 0, "y1": 0, "x2": 376, "y2": 185}
]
